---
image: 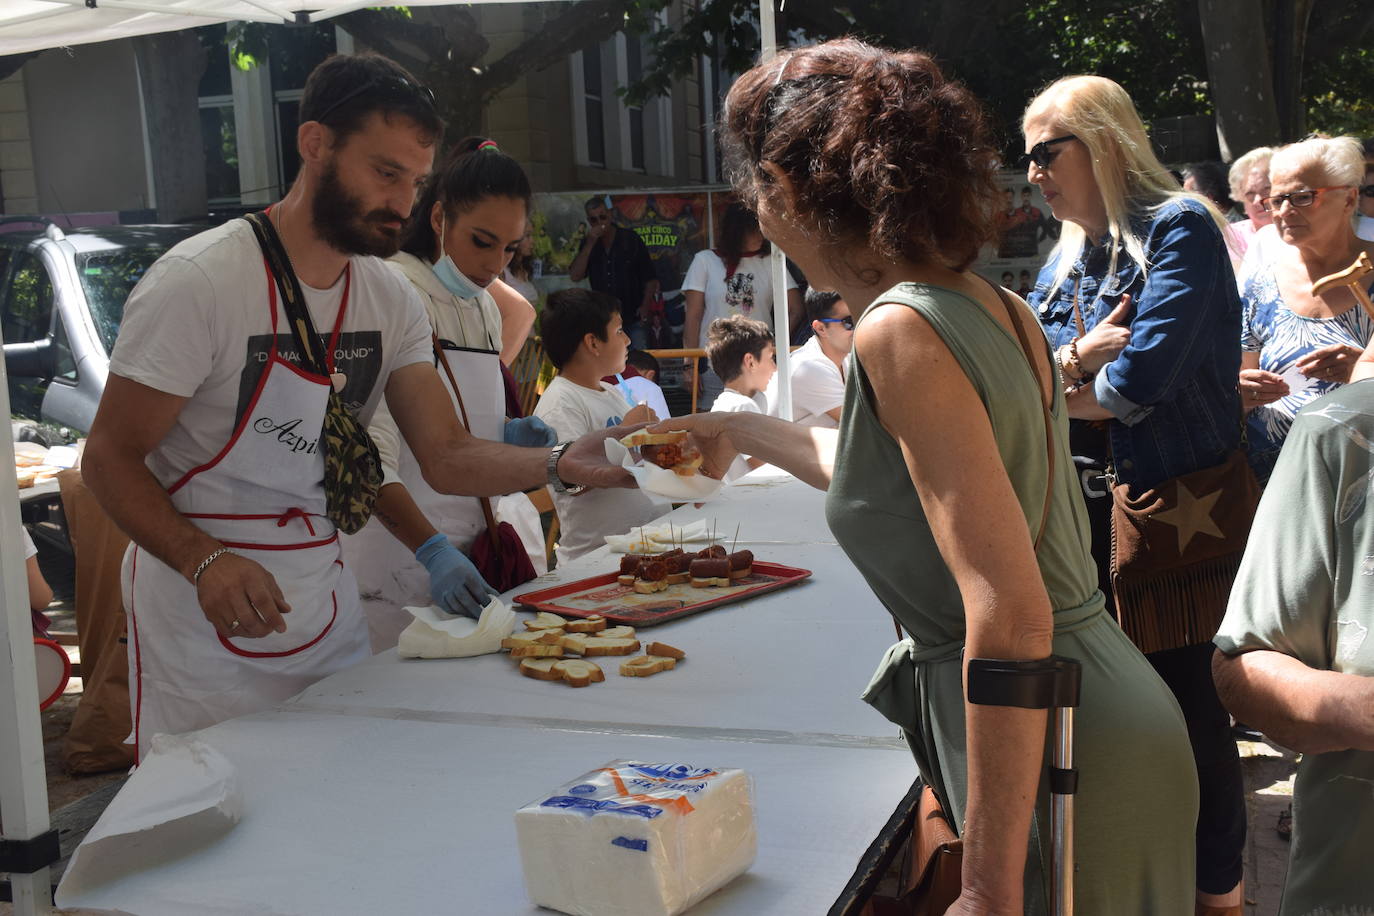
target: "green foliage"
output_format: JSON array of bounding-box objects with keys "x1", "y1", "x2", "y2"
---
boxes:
[{"x1": 1306, "y1": 39, "x2": 1374, "y2": 139}]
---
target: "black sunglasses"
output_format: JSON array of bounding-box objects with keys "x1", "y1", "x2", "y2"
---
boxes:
[
  {"x1": 312, "y1": 75, "x2": 437, "y2": 125},
  {"x1": 1361, "y1": 185, "x2": 1374, "y2": 199},
  {"x1": 1016, "y1": 134, "x2": 1077, "y2": 172}
]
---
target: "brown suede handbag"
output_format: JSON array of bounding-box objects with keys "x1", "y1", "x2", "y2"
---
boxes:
[{"x1": 1108, "y1": 447, "x2": 1260, "y2": 654}]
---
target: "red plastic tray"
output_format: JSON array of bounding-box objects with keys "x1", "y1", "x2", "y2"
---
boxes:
[{"x1": 513, "y1": 561, "x2": 813, "y2": 627}]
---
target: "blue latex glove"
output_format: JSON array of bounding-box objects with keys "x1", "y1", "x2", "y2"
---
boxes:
[
  {"x1": 415, "y1": 533, "x2": 498, "y2": 619},
  {"x1": 503, "y1": 416, "x2": 558, "y2": 448}
]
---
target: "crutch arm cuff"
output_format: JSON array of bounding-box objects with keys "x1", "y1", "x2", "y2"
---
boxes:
[{"x1": 966, "y1": 656, "x2": 1083, "y2": 709}]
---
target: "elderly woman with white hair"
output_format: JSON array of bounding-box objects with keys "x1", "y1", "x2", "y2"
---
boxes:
[
  {"x1": 1238, "y1": 136, "x2": 1374, "y2": 484},
  {"x1": 1024, "y1": 74, "x2": 1248, "y2": 915},
  {"x1": 1226, "y1": 146, "x2": 1274, "y2": 267}
]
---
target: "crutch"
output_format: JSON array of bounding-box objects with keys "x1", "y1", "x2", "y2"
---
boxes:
[
  {"x1": 1312, "y1": 250, "x2": 1374, "y2": 319},
  {"x1": 967, "y1": 655, "x2": 1083, "y2": 916}
]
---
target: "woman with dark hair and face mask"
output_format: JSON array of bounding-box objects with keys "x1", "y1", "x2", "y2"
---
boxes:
[
  {"x1": 658, "y1": 39, "x2": 1196, "y2": 912},
  {"x1": 341, "y1": 137, "x2": 556, "y2": 651},
  {"x1": 683, "y1": 201, "x2": 802, "y2": 406}
]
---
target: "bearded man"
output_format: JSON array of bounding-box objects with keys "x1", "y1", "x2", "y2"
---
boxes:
[{"x1": 82, "y1": 54, "x2": 631, "y2": 759}]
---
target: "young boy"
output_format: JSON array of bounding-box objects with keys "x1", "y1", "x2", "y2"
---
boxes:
[
  {"x1": 621, "y1": 350, "x2": 671, "y2": 422},
  {"x1": 706, "y1": 315, "x2": 776, "y2": 482},
  {"x1": 534, "y1": 289, "x2": 666, "y2": 561}
]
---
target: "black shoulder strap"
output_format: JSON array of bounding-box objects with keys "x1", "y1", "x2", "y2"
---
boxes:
[{"x1": 243, "y1": 211, "x2": 329, "y2": 377}]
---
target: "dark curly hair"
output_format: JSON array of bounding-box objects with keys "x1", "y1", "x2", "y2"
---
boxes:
[{"x1": 719, "y1": 38, "x2": 1001, "y2": 273}]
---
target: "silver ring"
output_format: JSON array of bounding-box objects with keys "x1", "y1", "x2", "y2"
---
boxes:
[{"x1": 229, "y1": 619, "x2": 241, "y2": 632}]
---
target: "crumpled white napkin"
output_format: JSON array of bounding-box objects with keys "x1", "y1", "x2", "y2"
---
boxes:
[
  {"x1": 604, "y1": 518, "x2": 721, "y2": 554},
  {"x1": 397, "y1": 597, "x2": 517, "y2": 658},
  {"x1": 605, "y1": 437, "x2": 723, "y2": 502},
  {"x1": 56, "y1": 734, "x2": 241, "y2": 902}
]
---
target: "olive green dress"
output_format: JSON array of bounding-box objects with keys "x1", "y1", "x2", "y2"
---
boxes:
[{"x1": 825, "y1": 282, "x2": 1197, "y2": 913}]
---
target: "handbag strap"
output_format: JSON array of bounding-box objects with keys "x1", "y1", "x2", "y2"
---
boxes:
[
  {"x1": 431, "y1": 334, "x2": 503, "y2": 556},
  {"x1": 890, "y1": 281, "x2": 1058, "y2": 642},
  {"x1": 243, "y1": 210, "x2": 332, "y2": 378}
]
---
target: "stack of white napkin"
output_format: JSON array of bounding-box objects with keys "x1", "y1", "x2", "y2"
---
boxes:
[{"x1": 397, "y1": 597, "x2": 518, "y2": 658}]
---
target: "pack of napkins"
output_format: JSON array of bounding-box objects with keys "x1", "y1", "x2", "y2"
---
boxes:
[{"x1": 516, "y1": 760, "x2": 756, "y2": 916}]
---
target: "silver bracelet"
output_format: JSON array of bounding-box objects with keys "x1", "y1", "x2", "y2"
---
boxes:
[{"x1": 192, "y1": 547, "x2": 231, "y2": 586}]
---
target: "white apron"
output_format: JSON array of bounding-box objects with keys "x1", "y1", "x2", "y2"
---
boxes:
[
  {"x1": 123, "y1": 263, "x2": 370, "y2": 761},
  {"x1": 343, "y1": 342, "x2": 544, "y2": 652}
]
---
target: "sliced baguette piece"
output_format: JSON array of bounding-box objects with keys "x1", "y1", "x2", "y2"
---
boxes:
[
  {"x1": 553, "y1": 659, "x2": 605, "y2": 687},
  {"x1": 689, "y1": 576, "x2": 730, "y2": 588},
  {"x1": 519, "y1": 657, "x2": 563, "y2": 681},
  {"x1": 509, "y1": 644, "x2": 565, "y2": 659},
  {"x1": 620, "y1": 655, "x2": 677, "y2": 677},
  {"x1": 564, "y1": 615, "x2": 607, "y2": 634},
  {"x1": 646, "y1": 641, "x2": 686, "y2": 660},
  {"x1": 664, "y1": 572, "x2": 691, "y2": 585},
  {"x1": 581, "y1": 636, "x2": 641, "y2": 657},
  {"x1": 501, "y1": 632, "x2": 547, "y2": 650},
  {"x1": 600, "y1": 625, "x2": 636, "y2": 640},
  {"x1": 632, "y1": 579, "x2": 668, "y2": 594},
  {"x1": 561, "y1": 634, "x2": 640, "y2": 657},
  {"x1": 524, "y1": 611, "x2": 567, "y2": 631},
  {"x1": 616, "y1": 574, "x2": 637, "y2": 587},
  {"x1": 618, "y1": 428, "x2": 688, "y2": 449}
]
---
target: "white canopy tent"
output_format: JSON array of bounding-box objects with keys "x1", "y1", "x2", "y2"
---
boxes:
[{"x1": 0, "y1": 3, "x2": 789, "y2": 914}]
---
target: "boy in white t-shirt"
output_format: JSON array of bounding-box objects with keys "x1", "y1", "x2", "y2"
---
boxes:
[
  {"x1": 534, "y1": 290, "x2": 667, "y2": 561},
  {"x1": 706, "y1": 315, "x2": 776, "y2": 482}
]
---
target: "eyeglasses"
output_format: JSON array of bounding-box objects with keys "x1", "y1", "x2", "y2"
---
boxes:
[
  {"x1": 1016, "y1": 135, "x2": 1077, "y2": 172},
  {"x1": 1361, "y1": 185, "x2": 1374, "y2": 199},
  {"x1": 1260, "y1": 186, "x2": 1350, "y2": 212},
  {"x1": 312, "y1": 74, "x2": 437, "y2": 125},
  {"x1": 818, "y1": 316, "x2": 854, "y2": 330}
]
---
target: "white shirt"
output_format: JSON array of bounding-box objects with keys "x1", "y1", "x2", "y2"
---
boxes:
[
  {"x1": 1358, "y1": 215, "x2": 1374, "y2": 243},
  {"x1": 369, "y1": 251, "x2": 503, "y2": 486},
  {"x1": 110, "y1": 219, "x2": 432, "y2": 489},
  {"x1": 533, "y1": 376, "x2": 667, "y2": 562},
  {"x1": 766, "y1": 336, "x2": 846, "y2": 428},
  {"x1": 1235, "y1": 223, "x2": 1288, "y2": 291},
  {"x1": 710, "y1": 388, "x2": 766, "y2": 482},
  {"x1": 682, "y1": 249, "x2": 797, "y2": 333},
  {"x1": 21, "y1": 526, "x2": 37, "y2": 560},
  {"x1": 620, "y1": 375, "x2": 671, "y2": 423}
]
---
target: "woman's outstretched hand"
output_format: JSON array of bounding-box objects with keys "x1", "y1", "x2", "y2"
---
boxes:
[{"x1": 648, "y1": 413, "x2": 739, "y2": 480}]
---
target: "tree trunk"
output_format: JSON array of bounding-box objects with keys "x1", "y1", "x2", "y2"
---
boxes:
[
  {"x1": 1271, "y1": 0, "x2": 1315, "y2": 140},
  {"x1": 1197, "y1": 0, "x2": 1281, "y2": 159},
  {"x1": 133, "y1": 32, "x2": 207, "y2": 222}
]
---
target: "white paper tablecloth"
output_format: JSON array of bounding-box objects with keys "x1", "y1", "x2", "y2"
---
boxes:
[{"x1": 57, "y1": 471, "x2": 917, "y2": 915}]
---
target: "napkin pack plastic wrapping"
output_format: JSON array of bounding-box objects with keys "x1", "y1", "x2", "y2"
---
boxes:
[{"x1": 515, "y1": 760, "x2": 756, "y2": 916}]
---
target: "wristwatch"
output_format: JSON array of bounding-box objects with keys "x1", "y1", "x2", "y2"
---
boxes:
[{"x1": 547, "y1": 441, "x2": 587, "y2": 495}]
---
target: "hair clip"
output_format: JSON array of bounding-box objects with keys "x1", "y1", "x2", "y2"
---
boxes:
[{"x1": 477, "y1": 139, "x2": 500, "y2": 152}]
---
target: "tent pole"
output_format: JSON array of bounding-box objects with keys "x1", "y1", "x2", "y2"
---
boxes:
[
  {"x1": 0, "y1": 327, "x2": 55, "y2": 914},
  {"x1": 758, "y1": 0, "x2": 794, "y2": 420}
]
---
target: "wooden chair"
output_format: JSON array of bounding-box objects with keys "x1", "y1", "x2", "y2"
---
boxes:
[
  {"x1": 510, "y1": 337, "x2": 552, "y2": 417},
  {"x1": 524, "y1": 486, "x2": 559, "y2": 569},
  {"x1": 644, "y1": 348, "x2": 708, "y2": 414}
]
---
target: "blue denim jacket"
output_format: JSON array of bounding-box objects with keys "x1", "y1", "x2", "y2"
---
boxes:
[{"x1": 1028, "y1": 198, "x2": 1242, "y2": 492}]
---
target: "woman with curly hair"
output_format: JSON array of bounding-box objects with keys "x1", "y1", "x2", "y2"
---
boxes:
[{"x1": 661, "y1": 39, "x2": 1196, "y2": 912}]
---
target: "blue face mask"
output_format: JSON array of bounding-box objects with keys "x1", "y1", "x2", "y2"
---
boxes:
[{"x1": 432, "y1": 217, "x2": 484, "y2": 300}]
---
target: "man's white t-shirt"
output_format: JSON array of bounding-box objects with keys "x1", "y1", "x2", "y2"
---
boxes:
[
  {"x1": 1359, "y1": 215, "x2": 1374, "y2": 243},
  {"x1": 109, "y1": 219, "x2": 433, "y2": 491},
  {"x1": 682, "y1": 249, "x2": 797, "y2": 333},
  {"x1": 533, "y1": 376, "x2": 667, "y2": 562},
  {"x1": 710, "y1": 388, "x2": 766, "y2": 482},
  {"x1": 765, "y1": 336, "x2": 845, "y2": 428}
]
